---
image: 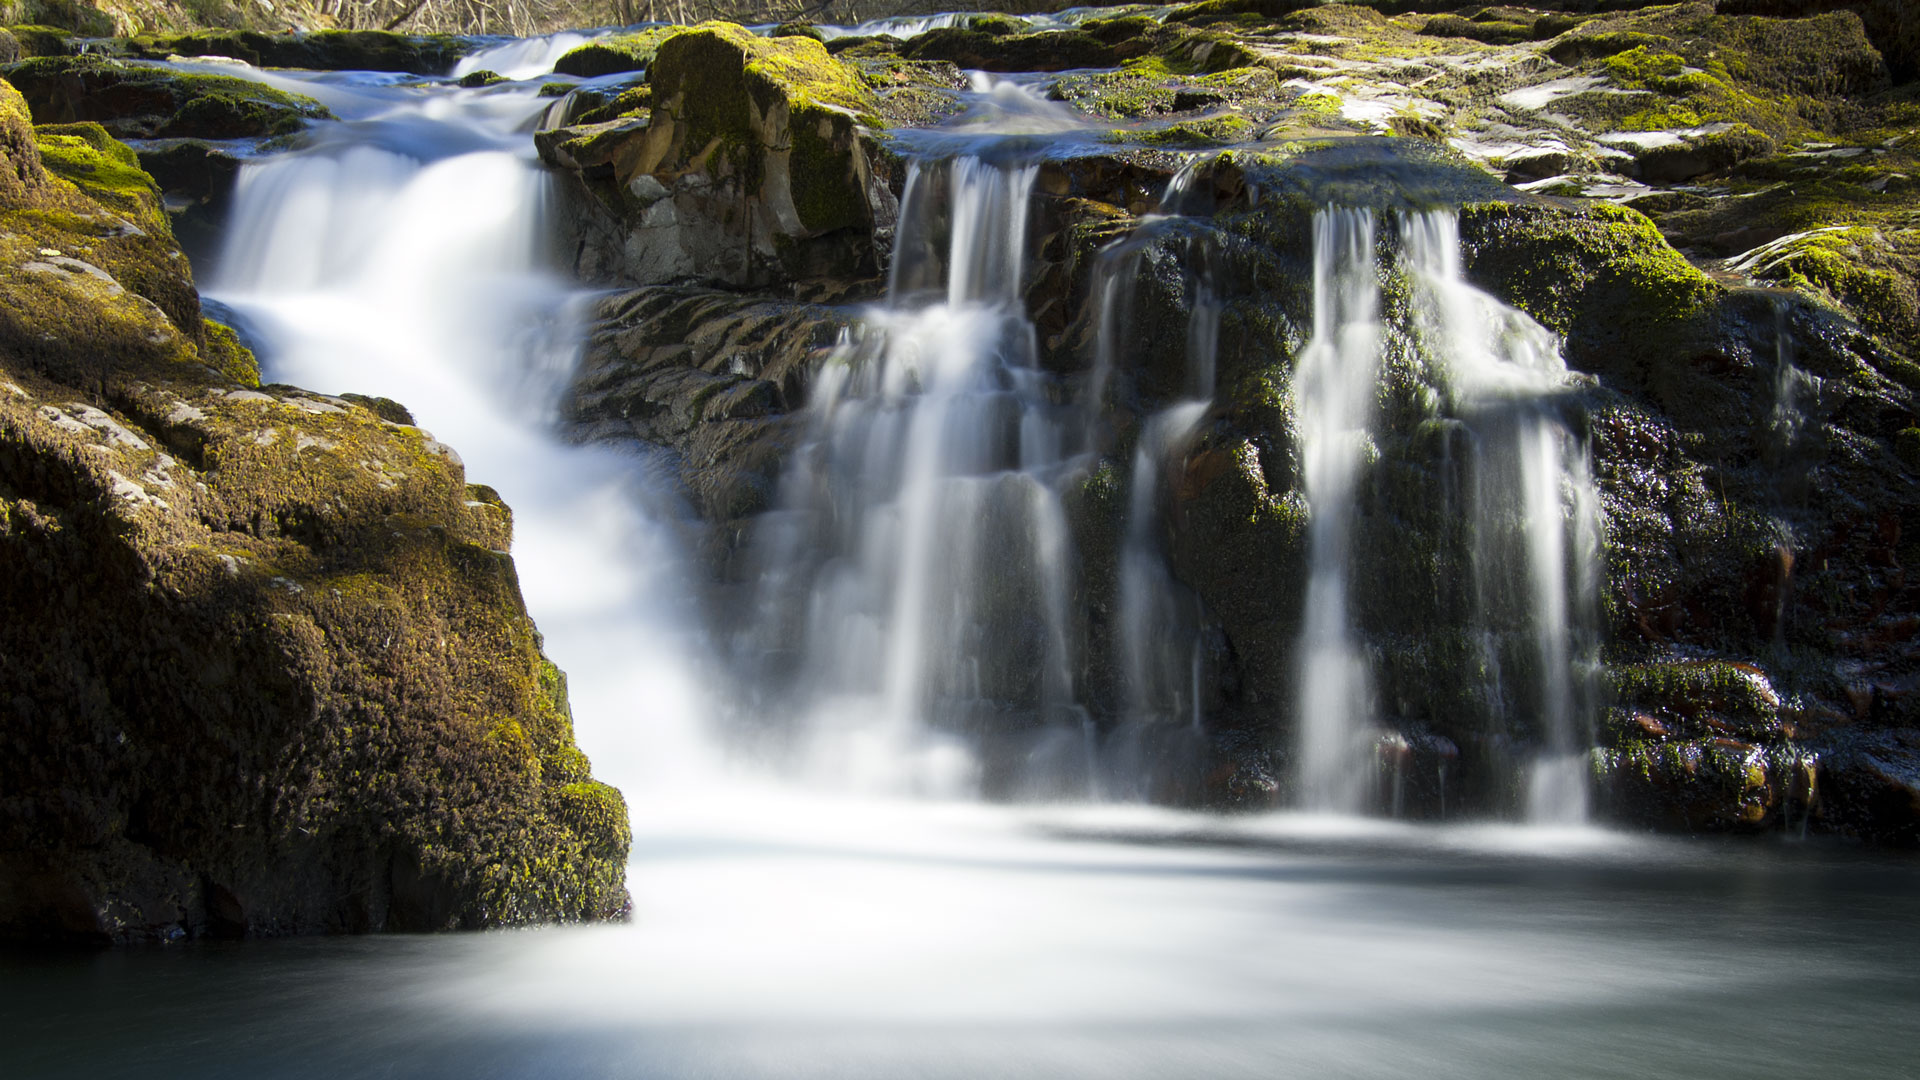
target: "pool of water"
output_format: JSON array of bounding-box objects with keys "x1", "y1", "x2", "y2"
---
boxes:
[{"x1": 6, "y1": 793, "x2": 1915, "y2": 1079}]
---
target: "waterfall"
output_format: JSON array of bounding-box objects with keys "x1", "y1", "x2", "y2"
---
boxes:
[
  {"x1": 1292, "y1": 209, "x2": 1384, "y2": 813},
  {"x1": 201, "y1": 61, "x2": 714, "y2": 801},
  {"x1": 1287, "y1": 209, "x2": 1599, "y2": 821},
  {"x1": 1112, "y1": 186, "x2": 1222, "y2": 740},
  {"x1": 746, "y1": 155, "x2": 1085, "y2": 796},
  {"x1": 1401, "y1": 210, "x2": 1600, "y2": 823}
]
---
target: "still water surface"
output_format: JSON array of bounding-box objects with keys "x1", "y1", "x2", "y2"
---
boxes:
[{"x1": 6, "y1": 793, "x2": 1916, "y2": 1079}]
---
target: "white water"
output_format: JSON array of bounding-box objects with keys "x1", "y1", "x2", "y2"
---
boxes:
[
  {"x1": 1402, "y1": 211, "x2": 1601, "y2": 823},
  {"x1": 452, "y1": 30, "x2": 601, "y2": 80},
  {"x1": 745, "y1": 155, "x2": 1086, "y2": 796},
  {"x1": 1112, "y1": 185, "x2": 1221, "y2": 737},
  {"x1": 1292, "y1": 209, "x2": 1383, "y2": 813},
  {"x1": 203, "y1": 47, "x2": 714, "y2": 803}
]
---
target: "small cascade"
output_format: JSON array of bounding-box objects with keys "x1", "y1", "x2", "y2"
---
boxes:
[
  {"x1": 746, "y1": 155, "x2": 1085, "y2": 796},
  {"x1": 454, "y1": 31, "x2": 602, "y2": 80},
  {"x1": 1401, "y1": 210, "x2": 1601, "y2": 824},
  {"x1": 1113, "y1": 182, "x2": 1222, "y2": 737},
  {"x1": 1292, "y1": 209, "x2": 1384, "y2": 813}
]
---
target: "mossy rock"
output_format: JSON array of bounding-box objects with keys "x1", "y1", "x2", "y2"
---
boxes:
[
  {"x1": 551, "y1": 26, "x2": 676, "y2": 78},
  {"x1": 200, "y1": 318, "x2": 257, "y2": 386},
  {"x1": 0, "y1": 70, "x2": 629, "y2": 943},
  {"x1": 1, "y1": 54, "x2": 332, "y2": 139},
  {"x1": 643, "y1": 22, "x2": 876, "y2": 232},
  {"x1": 32, "y1": 119, "x2": 164, "y2": 230},
  {"x1": 771, "y1": 21, "x2": 826, "y2": 42},
  {"x1": 1457, "y1": 201, "x2": 1722, "y2": 379},
  {"x1": 6, "y1": 23, "x2": 79, "y2": 57},
  {"x1": 903, "y1": 26, "x2": 1149, "y2": 72},
  {"x1": 1595, "y1": 737, "x2": 1805, "y2": 831},
  {"x1": 123, "y1": 29, "x2": 469, "y2": 75},
  {"x1": 1609, "y1": 660, "x2": 1784, "y2": 738},
  {"x1": 0, "y1": 0, "x2": 110, "y2": 36}
]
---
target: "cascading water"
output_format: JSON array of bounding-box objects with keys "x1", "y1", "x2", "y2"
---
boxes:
[
  {"x1": 1292, "y1": 209, "x2": 1384, "y2": 813},
  {"x1": 1401, "y1": 210, "x2": 1601, "y2": 823},
  {"x1": 745, "y1": 155, "x2": 1083, "y2": 796},
  {"x1": 1112, "y1": 187, "x2": 1222, "y2": 741},
  {"x1": 200, "y1": 48, "x2": 712, "y2": 800},
  {"x1": 1287, "y1": 209, "x2": 1599, "y2": 821}
]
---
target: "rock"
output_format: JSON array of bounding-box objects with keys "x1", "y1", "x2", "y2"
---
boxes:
[
  {"x1": 1819, "y1": 728, "x2": 1920, "y2": 843},
  {"x1": 122, "y1": 29, "x2": 471, "y2": 75},
  {"x1": 0, "y1": 76, "x2": 628, "y2": 944},
  {"x1": 551, "y1": 27, "x2": 677, "y2": 78},
  {"x1": 1716, "y1": 0, "x2": 1920, "y2": 78},
  {"x1": 0, "y1": 54, "x2": 332, "y2": 139},
  {"x1": 568, "y1": 286, "x2": 856, "y2": 552},
  {"x1": 1596, "y1": 737, "x2": 1814, "y2": 830},
  {"x1": 547, "y1": 21, "x2": 891, "y2": 291}
]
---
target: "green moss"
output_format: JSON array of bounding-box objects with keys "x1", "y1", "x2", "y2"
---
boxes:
[
  {"x1": 1111, "y1": 112, "x2": 1256, "y2": 148},
  {"x1": 771, "y1": 21, "x2": 826, "y2": 42},
  {"x1": 552, "y1": 25, "x2": 676, "y2": 78},
  {"x1": 1458, "y1": 202, "x2": 1721, "y2": 337},
  {"x1": 1738, "y1": 226, "x2": 1919, "y2": 348},
  {"x1": 31, "y1": 120, "x2": 167, "y2": 235},
  {"x1": 1896, "y1": 427, "x2": 1920, "y2": 470},
  {"x1": 124, "y1": 28, "x2": 467, "y2": 75},
  {"x1": 552, "y1": 781, "x2": 631, "y2": 861},
  {"x1": 571, "y1": 84, "x2": 651, "y2": 126},
  {"x1": 1418, "y1": 14, "x2": 1535, "y2": 46},
  {"x1": 6, "y1": 23, "x2": 77, "y2": 57},
  {"x1": 200, "y1": 319, "x2": 257, "y2": 386},
  {"x1": 1610, "y1": 660, "x2": 1781, "y2": 727}
]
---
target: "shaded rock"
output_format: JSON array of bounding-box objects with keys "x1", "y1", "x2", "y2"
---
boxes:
[
  {"x1": 1819, "y1": 728, "x2": 1920, "y2": 844},
  {"x1": 122, "y1": 29, "x2": 470, "y2": 75},
  {"x1": 568, "y1": 286, "x2": 856, "y2": 551},
  {"x1": 1, "y1": 54, "x2": 331, "y2": 139},
  {"x1": 1596, "y1": 737, "x2": 1815, "y2": 830}
]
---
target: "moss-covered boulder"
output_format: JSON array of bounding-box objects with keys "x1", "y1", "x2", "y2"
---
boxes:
[
  {"x1": 545, "y1": 21, "x2": 886, "y2": 290},
  {"x1": 0, "y1": 79, "x2": 628, "y2": 943},
  {"x1": 550, "y1": 26, "x2": 675, "y2": 78},
  {"x1": 121, "y1": 28, "x2": 469, "y2": 75},
  {"x1": 0, "y1": 53, "x2": 331, "y2": 138}
]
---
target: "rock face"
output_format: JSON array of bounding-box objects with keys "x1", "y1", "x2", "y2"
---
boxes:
[
  {"x1": 0, "y1": 78, "x2": 629, "y2": 944},
  {"x1": 551, "y1": 9, "x2": 1917, "y2": 841}
]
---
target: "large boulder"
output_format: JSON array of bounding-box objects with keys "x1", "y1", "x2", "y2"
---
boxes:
[
  {"x1": 0, "y1": 79, "x2": 629, "y2": 944},
  {"x1": 541, "y1": 21, "x2": 892, "y2": 291}
]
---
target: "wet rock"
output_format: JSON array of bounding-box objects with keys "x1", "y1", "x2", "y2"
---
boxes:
[
  {"x1": 1596, "y1": 737, "x2": 1815, "y2": 831},
  {"x1": 551, "y1": 26, "x2": 676, "y2": 78},
  {"x1": 568, "y1": 286, "x2": 856, "y2": 553},
  {"x1": 1818, "y1": 727, "x2": 1920, "y2": 843}
]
